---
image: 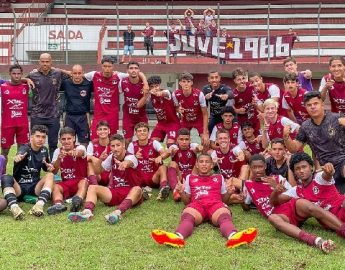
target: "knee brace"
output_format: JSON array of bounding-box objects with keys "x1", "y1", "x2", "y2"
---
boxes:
[{"x1": 1, "y1": 175, "x2": 14, "y2": 189}]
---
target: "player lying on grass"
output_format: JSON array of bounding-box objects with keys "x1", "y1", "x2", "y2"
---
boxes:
[
  {"x1": 243, "y1": 154, "x2": 339, "y2": 253},
  {"x1": 151, "y1": 154, "x2": 257, "y2": 248},
  {"x1": 68, "y1": 134, "x2": 142, "y2": 224}
]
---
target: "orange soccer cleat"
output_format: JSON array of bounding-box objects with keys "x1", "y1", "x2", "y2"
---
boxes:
[
  {"x1": 226, "y1": 227, "x2": 258, "y2": 249},
  {"x1": 151, "y1": 229, "x2": 185, "y2": 248}
]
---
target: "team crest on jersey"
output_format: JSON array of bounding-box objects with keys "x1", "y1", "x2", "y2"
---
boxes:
[
  {"x1": 186, "y1": 152, "x2": 192, "y2": 158},
  {"x1": 328, "y1": 127, "x2": 336, "y2": 137},
  {"x1": 148, "y1": 149, "x2": 153, "y2": 156},
  {"x1": 4, "y1": 90, "x2": 9, "y2": 95},
  {"x1": 192, "y1": 178, "x2": 198, "y2": 183},
  {"x1": 123, "y1": 87, "x2": 129, "y2": 93},
  {"x1": 178, "y1": 153, "x2": 182, "y2": 158},
  {"x1": 22, "y1": 88, "x2": 27, "y2": 94},
  {"x1": 80, "y1": 90, "x2": 87, "y2": 97},
  {"x1": 276, "y1": 127, "x2": 282, "y2": 134},
  {"x1": 112, "y1": 80, "x2": 118, "y2": 85},
  {"x1": 313, "y1": 186, "x2": 319, "y2": 195},
  {"x1": 212, "y1": 177, "x2": 218, "y2": 182},
  {"x1": 193, "y1": 100, "x2": 199, "y2": 106},
  {"x1": 1, "y1": 137, "x2": 6, "y2": 144},
  {"x1": 52, "y1": 78, "x2": 57, "y2": 85}
]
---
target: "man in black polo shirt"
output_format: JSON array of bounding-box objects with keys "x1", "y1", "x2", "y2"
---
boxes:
[
  {"x1": 27, "y1": 53, "x2": 67, "y2": 159},
  {"x1": 283, "y1": 91, "x2": 345, "y2": 193},
  {"x1": 202, "y1": 71, "x2": 233, "y2": 134},
  {"x1": 61, "y1": 64, "x2": 92, "y2": 147}
]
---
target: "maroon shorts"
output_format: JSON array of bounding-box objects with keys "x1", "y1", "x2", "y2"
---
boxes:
[
  {"x1": 122, "y1": 114, "x2": 148, "y2": 140},
  {"x1": 99, "y1": 171, "x2": 110, "y2": 186},
  {"x1": 57, "y1": 178, "x2": 85, "y2": 199},
  {"x1": 272, "y1": 198, "x2": 305, "y2": 226},
  {"x1": 332, "y1": 205, "x2": 345, "y2": 223},
  {"x1": 140, "y1": 174, "x2": 159, "y2": 188},
  {"x1": 181, "y1": 122, "x2": 204, "y2": 136},
  {"x1": 150, "y1": 122, "x2": 180, "y2": 142},
  {"x1": 187, "y1": 200, "x2": 228, "y2": 221},
  {"x1": 106, "y1": 187, "x2": 131, "y2": 206},
  {"x1": 1, "y1": 125, "x2": 29, "y2": 149},
  {"x1": 90, "y1": 118, "x2": 118, "y2": 140}
]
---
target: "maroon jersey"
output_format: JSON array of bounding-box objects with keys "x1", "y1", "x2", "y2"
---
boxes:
[
  {"x1": 107, "y1": 154, "x2": 137, "y2": 188},
  {"x1": 212, "y1": 148, "x2": 246, "y2": 179},
  {"x1": 142, "y1": 26, "x2": 155, "y2": 37},
  {"x1": 283, "y1": 88, "x2": 309, "y2": 124},
  {"x1": 121, "y1": 78, "x2": 148, "y2": 121},
  {"x1": 0, "y1": 82, "x2": 29, "y2": 127},
  {"x1": 185, "y1": 174, "x2": 226, "y2": 203},
  {"x1": 88, "y1": 139, "x2": 111, "y2": 158},
  {"x1": 56, "y1": 147, "x2": 88, "y2": 181},
  {"x1": 151, "y1": 91, "x2": 179, "y2": 123},
  {"x1": 285, "y1": 172, "x2": 345, "y2": 214},
  {"x1": 213, "y1": 122, "x2": 240, "y2": 145},
  {"x1": 173, "y1": 88, "x2": 204, "y2": 125},
  {"x1": 171, "y1": 144, "x2": 197, "y2": 180},
  {"x1": 268, "y1": 116, "x2": 297, "y2": 141},
  {"x1": 92, "y1": 71, "x2": 121, "y2": 127},
  {"x1": 233, "y1": 83, "x2": 259, "y2": 131},
  {"x1": 130, "y1": 140, "x2": 161, "y2": 181},
  {"x1": 255, "y1": 84, "x2": 272, "y2": 104},
  {"x1": 323, "y1": 74, "x2": 345, "y2": 113},
  {"x1": 243, "y1": 139, "x2": 264, "y2": 155}
]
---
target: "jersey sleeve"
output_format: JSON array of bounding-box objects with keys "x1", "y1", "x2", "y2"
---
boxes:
[
  {"x1": 314, "y1": 171, "x2": 335, "y2": 185},
  {"x1": 281, "y1": 96, "x2": 291, "y2": 110},
  {"x1": 278, "y1": 175, "x2": 292, "y2": 189},
  {"x1": 199, "y1": 92, "x2": 207, "y2": 107},
  {"x1": 184, "y1": 175, "x2": 191, "y2": 194},
  {"x1": 52, "y1": 148, "x2": 61, "y2": 163},
  {"x1": 84, "y1": 71, "x2": 96, "y2": 81},
  {"x1": 242, "y1": 184, "x2": 253, "y2": 205},
  {"x1": 17, "y1": 144, "x2": 30, "y2": 156},
  {"x1": 76, "y1": 145, "x2": 87, "y2": 158},
  {"x1": 162, "y1": 89, "x2": 172, "y2": 100},
  {"x1": 281, "y1": 117, "x2": 300, "y2": 132},
  {"x1": 127, "y1": 142, "x2": 135, "y2": 154},
  {"x1": 210, "y1": 150, "x2": 217, "y2": 162},
  {"x1": 237, "y1": 128, "x2": 243, "y2": 144},
  {"x1": 268, "y1": 84, "x2": 280, "y2": 98},
  {"x1": 319, "y1": 76, "x2": 326, "y2": 92},
  {"x1": 282, "y1": 186, "x2": 298, "y2": 198},
  {"x1": 153, "y1": 140, "x2": 163, "y2": 152},
  {"x1": 209, "y1": 125, "x2": 218, "y2": 141},
  {"x1": 101, "y1": 154, "x2": 113, "y2": 171},
  {"x1": 190, "y1": 143, "x2": 199, "y2": 151},
  {"x1": 232, "y1": 145, "x2": 243, "y2": 156},
  {"x1": 172, "y1": 92, "x2": 179, "y2": 106},
  {"x1": 117, "y1": 72, "x2": 129, "y2": 80},
  {"x1": 220, "y1": 176, "x2": 227, "y2": 194},
  {"x1": 86, "y1": 142, "x2": 94, "y2": 156},
  {"x1": 124, "y1": 154, "x2": 138, "y2": 169}
]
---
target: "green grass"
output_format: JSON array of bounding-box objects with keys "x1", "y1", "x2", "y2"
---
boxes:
[{"x1": 1, "y1": 147, "x2": 345, "y2": 270}]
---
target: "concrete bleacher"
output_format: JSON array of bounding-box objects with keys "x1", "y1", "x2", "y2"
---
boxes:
[{"x1": 1, "y1": 1, "x2": 345, "y2": 65}]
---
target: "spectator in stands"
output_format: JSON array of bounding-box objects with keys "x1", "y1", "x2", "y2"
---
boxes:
[
  {"x1": 141, "y1": 22, "x2": 156, "y2": 56},
  {"x1": 27, "y1": 53, "x2": 67, "y2": 160},
  {"x1": 196, "y1": 19, "x2": 206, "y2": 37},
  {"x1": 283, "y1": 57, "x2": 313, "y2": 92},
  {"x1": 288, "y1": 28, "x2": 300, "y2": 46},
  {"x1": 120, "y1": 25, "x2": 135, "y2": 64},
  {"x1": 183, "y1": 8, "x2": 195, "y2": 36},
  {"x1": 203, "y1": 7, "x2": 216, "y2": 26},
  {"x1": 165, "y1": 21, "x2": 180, "y2": 64}
]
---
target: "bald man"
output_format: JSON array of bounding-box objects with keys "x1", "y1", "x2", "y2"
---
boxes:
[
  {"x1": 27, "y1": 53, "x2": 68, "y2": 159},
  {"x1": 60, "y1": 64, "x2": 93, "y2": 147}
]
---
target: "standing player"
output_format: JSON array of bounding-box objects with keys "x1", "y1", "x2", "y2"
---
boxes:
[
  {"x1": 242, "y1": 154, "x2": 339, "y2": 253},
  {"x1": 120, "y1": 61, "x2": 149, "y2": 145},
  {"x1": 0, "y1": 125, "x2": 54, "y2": 219},
  {"x1": 283, "y1": 91, "x2": 345, "y2": 193},
  {"x1": 68, "y1": 134, "x2": 142, "y2": 224},
  {"x1": 47, "y1": 127, "x2": 88, "y2": 215},
  {"x1": 209, "y1": 106, "x2": 242, "y2": 150},
  {"x1": 283, "y1": 57, "x2": 313, "y2": 92},
  {"x1": 232, "y1": 68, "x2": 260, "y2": 134},
  {"x1": 172, "y1": 72, "x2": 209, "y2": 147},
  {"x1": 148, "y1": 75, "x2": 180, "y2": 147},
  {"x1": 1, "y1": 64, "x2": 30, "y2": 168},
  {"x1": 281, "y1": 73, "x2": 309, "y2": 124},
  {"x1": 319, "y1": 56, "x2": 345, "y2": 114},
  {"x1": 87, "y1": 121, "x2": 111, "y2": 186},
  {"x1": 168, "y1": 128, "x2": 202, "y2": 201},
  {"x1": 127, "y1": 122, "x2": 170, "y2": 200},
  {"x1": 151, "y1": 154, "x2": 257, "y2": 248},
  {"x1": 84, "y1": 57, "x2": 148, "y2": 140},
  {"x1": 61, "y1": 64, "x2": 92, "y2": 147},
  {"x1": 202, "y1": 71, "x2": 233, "y2": 134}
]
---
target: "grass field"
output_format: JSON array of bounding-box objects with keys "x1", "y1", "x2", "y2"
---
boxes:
[{"x1": 1, "y1": 147, "x2": 345, "y2": 270}]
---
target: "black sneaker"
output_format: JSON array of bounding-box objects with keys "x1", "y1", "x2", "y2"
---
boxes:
[
  {"x1": 47, "y1": 204, "x2": 67, "y2": 215},
  {"x1": 70, "y1": 196, "x2": 83, "y2": 212},
  {"x1": 157, "y1": 185, "x2": 170, "y2": 201}
]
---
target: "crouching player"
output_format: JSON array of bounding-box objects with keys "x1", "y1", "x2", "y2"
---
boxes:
[
  {"x1": 47, "y1": 127, "x2": 88, "y2": 215},
  {"x1": 243, "y1": 154, "x2": 339, "y2": 253},
  {"x1": 0, "y1": 125, "x2": 54, "y2": 219},
  {"x1": 68, "y1": 134, "x2": 142, "y2": 224},
  {"x1": 168, "y1": 128, "x2": 202, "y2": 201},
  {"x1": 87, "y1": 121, "x2": 111, "y2": 186},
  {"x1": 151, "y1": 154, "x2": 257, "y2": 248},
  {"x1": 128, "y1": 122, "x2": 170, "y2": 200}
]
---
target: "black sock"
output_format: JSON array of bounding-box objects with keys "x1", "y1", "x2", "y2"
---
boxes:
[
  {"x1": 38, "y1": 188, "x2": 51, "y2": 204},
  {"x1": 4, "y1": 192, "x2": 17, "y2": 207}
]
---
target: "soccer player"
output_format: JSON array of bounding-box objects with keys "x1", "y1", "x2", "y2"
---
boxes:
[
  {"x1": 168, "y1": 128, "x2": 202, "y2": 201},
  {"x1": 260, "y1": 98, "x2": 299, "y2": 149},
  {"x1": 120, "y1": 61, "x2": 149, "y2": 145},
  {"x1": 68, "y1": 134, "x2": 142, "y2": 224},
  {"x1": 242, "y1": 154, "x2": 338, "y2": 253},
  {"x1": 61, "y1": 64, "x2": 92, "y2": 147},
  {"x1": 47, "y1": 127, "x2": 88, "y2": 215},
  {"x1": 172, "y1": 72, "x2": 209, "y2": 147},
  {"x1": 86, "y1": 121, "x2": 111, "y2": 186},
  {"x1": 238, "y1": 122, "x2": 265, "y2": 161},
  {"x1": 283, "y1": 91, "x2": 345, "y2": 193},
  {"x1": 319, "y1": 55, "x2": 345, "y2": 114},
  {"x1": 232, "y1": 68, "x2": 260, "y2": 134},
  {"x1": 202, "y1": 71, "x2": 233, "y2": 134},
  {"x1": 209, "y1": 106, "x2": 242, "y2": 150},
  {"x1": 84, "y1": 57, "x2": 148, "y2": 140},
  {"x1": 127, "y1": 122, "x2": 170, "y2": 200},
  {"x1": 1, "y1": 64, "x2": 30, "y2": 168},
  {"x1": 281, "y1": 73, "x2": 309, "y2": 124},
  {"x1": 151, "y1": 154, "x2": 257, "y2": 248},
  {"x1": 0, "y1": 125, "x2": 54, "y2": 219},
  {"x1": 273, "y1": 152, "x2": 345, "y2": 223},
  {"x1": 148, "y1": 75, "x2": 180, "y2": 146},
  {"x1": 283, "y1": 56, "x2": 313, "y2": 92}
]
